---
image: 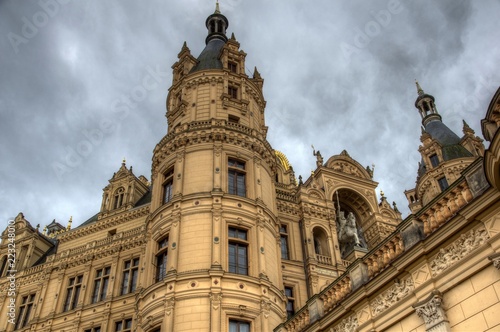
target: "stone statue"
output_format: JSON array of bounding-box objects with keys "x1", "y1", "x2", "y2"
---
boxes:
[
  {"x1": 338, "y1": 211, "x2": 361, "y2": 246},
  {"x1": 311, "y1": 145, "x2": 323, "y2": 168}
]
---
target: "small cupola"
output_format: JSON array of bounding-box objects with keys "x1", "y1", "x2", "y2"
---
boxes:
[
  {"x1": 415, "y1": 81, "x2": 441, "y2": 126},
  {"x1": 205, "y1": 2, "x2": 229, "y2": 44}
]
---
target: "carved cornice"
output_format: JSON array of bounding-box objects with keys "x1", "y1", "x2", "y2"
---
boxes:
[
  {"x1": 59, "y1": 206, "x2": 149, "y2": 243},
  {"x1": 152, "y1": 120, "x2": 276, "y2": 175}
]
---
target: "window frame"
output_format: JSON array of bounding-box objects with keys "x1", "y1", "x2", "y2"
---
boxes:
[
  {"x1": 91, "y1": 266, "x2": 111, "y2": 303},
  {"x1": 114, "y1": 187, "x2": 125, "y2": 209},
  {"x1": 228, "y1": 227, "x2": 249, "y2": 275},
  {"x1": 280, "y1": 225, "x2": 290, "y2": 260},
  {"x1": 115, "y1": 318, "x2": 133, "y2": 332},
  {"x1": 284, "y1": 286, "x2": 295, "y2": 319},
  {"x1": 155, "y1": 236, "x2": 169, "y2": 282},
  {"x1": 84, "y1": 328, "x2": 102, "y2": 332},
  {"x1": 121, "y1": 258, "x2": 139, "y2": 295},
  {"x1": 162, "y1": 168, "x2": 174, "y2": 204},
  {"x1": 228, "y1": 61, "x2": 238, "y2": 73},
  {"x1": 429, "y1": 154, "x2": 439, "y2": 168},
  {"x1": 228, "y1": 86, "x2": 238, "y2": 99},
  {"x1": 63, "y1": 275, "x2": 83, "y2": 312},
  {"x1": 15, "y1": 293, "x2": 36, "y2": 330},
  {"x1": 229, "y1": 319, "x2": 251, "y2": 332},
  {"x1": 228, "y1": 158, "x2": 246, "y2": 197},
  {"x1": 438, "y1": 176, "x2": 449, "y2": 192}
]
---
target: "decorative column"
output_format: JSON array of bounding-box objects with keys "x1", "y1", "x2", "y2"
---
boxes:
[{"x1": 413, "y1": 290, "x2": 450, "y2": 332}]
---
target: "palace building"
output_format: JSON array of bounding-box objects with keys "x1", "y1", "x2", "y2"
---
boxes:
[{"x1": 1, "y1": 4, "x2": 500, "y2": 332}]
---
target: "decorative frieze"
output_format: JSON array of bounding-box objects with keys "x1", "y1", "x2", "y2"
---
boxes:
[
  {"x1": 330, "y1": 315, "x2": 358, "y2": 332},
  {"x1": 370, "y1": 277, "x2": 414, "y2": 317},
  {"x1": 430, "y1": 226, "x2": 489, "y2": 277}
]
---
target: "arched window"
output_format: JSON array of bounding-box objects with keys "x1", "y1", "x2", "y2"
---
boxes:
[
  {"x1": 114, "y1": 187, "x2": 125, "y2": 209},
  {"x1": 312, "y1": 227, "x2": 331, "y2": 265}
]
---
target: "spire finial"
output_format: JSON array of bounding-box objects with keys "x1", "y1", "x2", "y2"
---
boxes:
[
  {"x1": 215, "y1": 1, "x2": 220, "y2": 14},
  {"x1": 415, "y1": 79, "x2": 424, "y2": 96}
]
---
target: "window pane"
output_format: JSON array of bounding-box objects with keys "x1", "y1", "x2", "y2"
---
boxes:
[
  {"x1": 122, "y1": 271, "x2": 129, "y2": 295},
  {"x1": 236, "y1": 174, "x2": 245, "y2": 196},
  {"x1": 281, "y1": 236, "x2": 289, "y2": 259},
  {"x1": 131, "y1": 269, "x2": 138, "y2": 292}
]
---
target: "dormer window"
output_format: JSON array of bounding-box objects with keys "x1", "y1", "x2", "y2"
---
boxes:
[
  {"x1": 438, "y1": 177, "x2": 449, "y2": 192},
  {"x1": 114, "y1": 187, "x2": 125, "y2": 209},
  {"x1": 228, "y1": 61, "x2": 238, "y2": 73},
  {"x1": 429, "y1": 154, "x2": 439, "y2": 168}
]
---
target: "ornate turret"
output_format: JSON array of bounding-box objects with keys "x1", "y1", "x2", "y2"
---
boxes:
[
  {"x1": 405, "y1": 82, "x2": 485, "y2": 212},
  {"x1": 190, "y1": 2, "x2": 229, "y2": 73}
]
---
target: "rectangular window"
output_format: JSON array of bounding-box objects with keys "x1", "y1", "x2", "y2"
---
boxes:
[
  {"x1": 229, "y1": 319, "x2": 250, "y2": 332},
  {"x1": 285, "y1": 286, "x2": 295, "y2": 319},
  {"x1": 228, "y1": 62, "x2": 238, "y2": 73},
  {"x1": 92, "y1": 266, "x2": 111, "y2": 303},
  {"x1": 228, "y1": 227, "x2": 248, "y2": 275},
  {"x1": 438, "y1": 177, "x2": 449, "y2": 192},
  {"x1": 63, "y1": 275, "x2": 83, "y2": 312},
  {"x1": 280, "y1": 225, "x2": 289, "y2": 260},
  {"x1": 228, "y1": 159, "x2": 246, "y2": 197},
  {"x1": 163, "y1": 169, "x2": 174, "y2": 204},
  {"x1": 156, "y1": 237, "x2": 169, "y2": 282},
  {"x1": 430, "y1": 154, "x2": 439, "y2": 168},
  {"x1": 15, "y1": 293, "x2": 35, "y2": 330},
  {"x1": 121, "y1": 258, "x2": 139, "y2": 295},
  {"x1": 84, "y1": 328, "x2": 101, "y2": 332},
  {"x1": 115, "y1": 318, "x2": 132, "y2": 332},
  {"x1": 228, "y1": 86, "x2": 238, "y2": 99}
]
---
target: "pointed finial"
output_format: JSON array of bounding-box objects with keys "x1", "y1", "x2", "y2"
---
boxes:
[
  {"x1": 67, "y1": 216, "x2": 72, "y2": 230},
  {"x1": 415, "y1": 80, "x2": 424, "y2": 96},
  {"x1": 230, "y1": 32, "x2": 236, "y2": 40},
  {"x1": 215, "y1": 1, "x2": 220, "y2": 14}
]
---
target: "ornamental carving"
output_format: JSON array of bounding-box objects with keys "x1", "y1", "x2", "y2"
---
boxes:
[
  {"x1": 430, "y1": 227, "x2": 489, "y2": 276},
  {"x1": 413, "y1": 291, "x2": 450, "y2": 331},
  {"x1": 331, "y1": 315, "x2": 358, "y2": 332},
  {"x1": 370, "y1": 277, "x2": 414, "y2": 317}
]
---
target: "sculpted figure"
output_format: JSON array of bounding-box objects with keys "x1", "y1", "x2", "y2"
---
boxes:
[{"x1": 338, "y1": 211, "x2": 361, "y2": 246}]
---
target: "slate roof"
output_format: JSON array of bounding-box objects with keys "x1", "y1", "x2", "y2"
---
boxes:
[
  {"x1": 189, "y1": 38, "x2": 226, "y2": 73},
  {"x1": 425, "y1": 119, "x2": 472, "y2": 161}
]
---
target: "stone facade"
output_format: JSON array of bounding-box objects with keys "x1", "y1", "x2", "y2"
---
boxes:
[{"x1": 1, "y1": 5, "x2": 499, "y2": 332}]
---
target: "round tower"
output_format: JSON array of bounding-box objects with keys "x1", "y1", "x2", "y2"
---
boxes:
[{"x1": 136, "y1": 4, "x2": 284, "y2": 331}]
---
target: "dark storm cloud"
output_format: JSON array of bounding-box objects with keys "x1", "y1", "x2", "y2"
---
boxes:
[{"x1": 0, "y1": 0, "x2": 498, "y2": 232}]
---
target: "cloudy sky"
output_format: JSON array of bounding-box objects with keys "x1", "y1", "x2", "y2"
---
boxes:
[{"x1": 1, "y1": 0, "x2": 499, "y2": 232}]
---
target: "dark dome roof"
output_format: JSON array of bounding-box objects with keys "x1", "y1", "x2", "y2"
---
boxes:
[
  {"x1": 425, "y1": 119, "x2": 472, "y2": 161},
  {"x1": 189, "y1": 39, "x2": 226, "y2": 73}
]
